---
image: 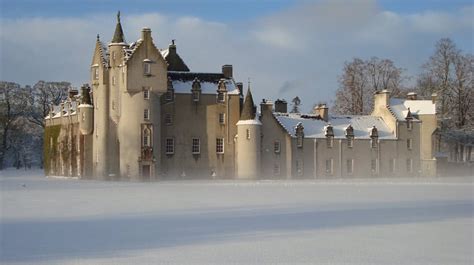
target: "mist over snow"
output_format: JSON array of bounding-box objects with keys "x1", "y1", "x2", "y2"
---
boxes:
[
  {"x1": 1, "y1": 169, "x2": 473, "y2": 264},
  {"x1": 1, "y1": 0, "x2": 473, "y2": 111}
]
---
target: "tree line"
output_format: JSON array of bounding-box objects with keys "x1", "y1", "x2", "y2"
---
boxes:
[{"x1": 0, "y1": 81, "x2": 70, "y2": 169}]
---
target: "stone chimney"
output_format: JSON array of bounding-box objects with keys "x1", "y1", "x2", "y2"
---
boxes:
[
  {"x1": 260, "y1": 99, "x2": 273, "y2": 115},
  {"x1": 69, "y1": 90, "x2": 78, "y2": 100},
  {"x1": 374, "y1": 89, "x2": 390, "y2": 110},
  {"x1": 431, "y1": 93, "x2": 438, "y2": 104},
  {"x1": 314, "y1": 104, "x2": 329, "y2": 122},
  {"x1": 274, "y1": 99, "x2": 288, "y2": 113},
  {"x1": 141, "y1": 27, "x2": 151, "y2": 42},
  {"x1": 222, "y1": 64, "x2": 233, "y2": 78},
  {"x1": 407, "y1": 92, "x2": 417, "y2": 100}
]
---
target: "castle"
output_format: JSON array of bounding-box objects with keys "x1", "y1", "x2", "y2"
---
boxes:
[{"x1": 44, "y1": 13, "x2": 437, "y2": 180}]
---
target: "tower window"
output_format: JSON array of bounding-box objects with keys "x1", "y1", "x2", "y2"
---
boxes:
[
  {"x1": 144, "y1": 89, "x2": 150, "y2": 100},
  {"x1": 219, "y1": 113, "x2": 225, "y2": 124},
  {"x1": 144, "y1": 62, "x2": 151, "y2": 75},
  {"x1": 165, "y1": 138, "x2": 174, "y2": 154},
  {"x1": 216, "y1": 138, "x2": 224, "y2": 154},
  {"x1": 407, "y1": 138, "x2": 413, "y2": 150},
  {"x1": 274, "y1": 140, "x2": 281, "y2": 153},
  {"x1": 192, "y1": 138, "x2": 200, "y2": 154},
  {"x1": 144, "y1": 109, "x2": 150, "y2": 120},
  {"x1": 165, "y1": 113, "x2": 173, "y2": 125}
]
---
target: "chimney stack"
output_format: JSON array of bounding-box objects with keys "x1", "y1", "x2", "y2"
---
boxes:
[
  {"x1": 274, "y1": 99, "x2": 288, "y2": 113},
  {"x1": 141, "y1": 27, "x2": 151, "y2": 42},
  {"x1": 407, "y1": 92, "x2": 417, "y2": 100},
  {"x1": 314, "y1": 104, "x2": 329, "y2": 122},
  {"x1": 431, "y1": 93, "x2": 438, "y2": 104},
  {"x1": 222, "y1": 64, "x2": 233, "y2": 78}
]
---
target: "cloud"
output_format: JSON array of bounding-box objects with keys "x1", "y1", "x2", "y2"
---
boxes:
[{"x1": 0, "y1": 1, "x2": 472, "y2": 112}]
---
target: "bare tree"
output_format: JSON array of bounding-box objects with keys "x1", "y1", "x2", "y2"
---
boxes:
[
  {"x1": 0, "y1": 82, "x2": 30, "y2": 169},
  {"x1": 450, "y1": 53, "x2": 473, "y2": 128},
  {"x1": 291, "y1": 96, "x2": 301, "y2": 113},
  {"x1": 334, "y1": 57, "x2": 404, "y2": 115},
  {"x1": 28, "y1": 81, "x2": 71, "y2": 128}
]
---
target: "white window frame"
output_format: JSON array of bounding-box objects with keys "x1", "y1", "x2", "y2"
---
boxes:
[
  {"x1": 192, "y1": 138, "x2": 200, "y2": 154},
  {"x1": 144, "y1": 62, "x2": 151, "y2": 75},
  {"x1": 274, "y1": 140, "x2": 281, "y2": 153},
  {"x1": 144, "y1": 109, "x2": 150, "y2": 120},
  {"x1": 144, "y1": 89, "x2": 150, "y2": 100},
  {"x1": 219, "y1": 113, "x2": 225, "y2": 124},
  {"x1": 93, "y1": 67, "x2": 99, "y2": 80},
  {"x1": 216, "y1": 138, "x2": 224, "y2": 154},
  {"x1": 347, "y1": 159, "x2": 354, "y2": 174},
  {"x1": 165, "y1": 138, "x2": 174, "y2": 154}
]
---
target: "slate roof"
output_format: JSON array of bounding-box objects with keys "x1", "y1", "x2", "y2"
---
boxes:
[
  {"x1": 111, "y1": 12, "x2": 125, "y2": 43},
  {"x1": 274, "y1": 113, "x2": 396, "y2": 139},
  {"x1": 160, "y1": 43, "x2": 190, "y2": 72},
  {"x1": 168, "y1": 72, "x2": 239, "y2": 95},
  {"x1": 240, "y1": 89, "x2": 256, "y2": 120}
]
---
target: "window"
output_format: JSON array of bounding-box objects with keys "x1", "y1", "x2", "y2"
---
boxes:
[
  {"x1": 216, "y1": 138, "x2": 224, "y2": 154},
  {"x1": 274, "y1": 141, "x2": 281, "y2": 153},
  {"x1": 112, "y1": 51, "x2": 116, "y2": 60},
  {"x1": 371, "y1": 159, "x2": 378, "y2": 173},
  {"x1": 144, "y1": 62, "x2": 151, "y2": 75},
  {"x1": 407, "y1": 120, "x2": 413, "y2": 131},
  {"x1": 165, "y1": 138, "x2": 174, "y2": 154},
  {"x1": 371, "y1": 138, "x2": 378, "y2": 149},
  {"x1": 112, "y1": 76, "x2": 116, "y2": 85},
  {"x1": 219, "y1": 113, "x2": 225, "y2": 124},
  {"x1": 143, "y1": 128, "x2": 151, "y2": 147},
  {"x1": 165, "y1": 114, "x2": 173, "y2": 125},
  {"x1": 347, "y1": 159, "x2": 354, "y2": 174},
  {"x1": 143, "y1": 109, "x2": 150, "y2": 120},
  {"x1": 296, "y1": 160, "x2": 303, "y2": 176},
  {"x1": 246, "y1": 129, "x2": 250, "y2": 140},
  {"x1": 327, "y1": 137, "x2": 333, "y2": 148},
  {"x1": 347, "y1": 137, "x2": 353, "y2": 148},
  {"x1": 273, "y1": 164, "x2": 281, "y2": 176},
  {"x1": 93, "y1": 67, "x2": 99, "y2": 80},
  {"x1": 192, "y1": 138, "x2": 200, "y2": 154},
  {"x1": 406, "y1": 159, "x2": 413, "y2": 173},
  {"x1": 389, "y1": 158, "x2": 396, "y2": 173},
  {"x1": 165, "y1": 90, "x2": 174, "y2": 101},
  {"x1": 325, "y1": 159, "x2": 333, "y2": 175},
  {"x1": 144, "y1": 89, "x2": 150, "y2": 100},
  {"x1": 192, "y1": 90, "x2": 200, "y2": 102},
  {"x1": 407, "y1": 138, "x2": 413, "y2": 150},
  {"x1": 217, "y1": 92, "x2": 225, "y2": 102}
]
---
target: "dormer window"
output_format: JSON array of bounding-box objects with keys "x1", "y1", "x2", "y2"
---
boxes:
[
  {"x1": 143, "y1": 60, "x2": 151, "y2": 75},
  {"x1": 345, "y1": 125, "x2": 354, "y2": 148},
  {"x1": 295, "y1": 123, "x2": 304, "y2": 148},
  {"x1": 324, "y1": 124, "x2": 334, "y2": 148},
  {"x1": 369, "y1": 126, "x2": 378, "y2": 149}
]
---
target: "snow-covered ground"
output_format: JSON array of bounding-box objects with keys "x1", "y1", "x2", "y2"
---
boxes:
[{"x1": 1, "y1": 169, "x2": 473, "y2": 264}]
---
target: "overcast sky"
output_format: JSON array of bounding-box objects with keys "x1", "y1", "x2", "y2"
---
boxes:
[{"x1": 1, "y1": 0, "x2": 472, "y2": 111}]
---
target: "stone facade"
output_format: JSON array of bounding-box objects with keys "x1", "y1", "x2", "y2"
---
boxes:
[{"x1": 44, "y1": 13, "x2": 437, "y2": 180}]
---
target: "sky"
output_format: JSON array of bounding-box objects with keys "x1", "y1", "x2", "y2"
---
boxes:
[{"x1": 1, "y1": 0, "x2": 473, "y2": 111}]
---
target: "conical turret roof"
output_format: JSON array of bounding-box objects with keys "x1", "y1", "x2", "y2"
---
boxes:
[
  {"x1": 240, "y1": 88, "x2": 256, "y2": 120},
  {"x1": 111, "y1": 11, "x2": 125, "y2": 43}
]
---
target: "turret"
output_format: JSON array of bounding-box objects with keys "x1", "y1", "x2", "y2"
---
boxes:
[
  {"x1": 78, "y1": 84, "x2": 93, "y2": 135},
  {"x1": 236, "y1": 88, "x2": 262, "y2": 179},
  {"x1": 109, "y1": 11, "x2": 127, "y2": 68}
]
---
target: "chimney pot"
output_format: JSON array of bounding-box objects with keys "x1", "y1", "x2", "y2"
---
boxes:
[{"x1": 222, "y1": 64, "x2": 233, "y2": 78}]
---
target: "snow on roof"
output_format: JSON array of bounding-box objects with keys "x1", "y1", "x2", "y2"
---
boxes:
[
  {"x1": 274, "y1": 113, "x2": 396, "y2": 139},
  {"x1": 160, "y1": 48, "x2": 169, "y2": 58},
  {"x1": 389, "y1": 98, "x2": 435, "y2": 120},
  {"x1": 172, "y1": 79, "x2": 240, "y2": 95}
]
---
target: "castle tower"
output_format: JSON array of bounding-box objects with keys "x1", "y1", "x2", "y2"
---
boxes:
[{"x1": 236, "y1": 88, "x2": 262, "y2": 179}]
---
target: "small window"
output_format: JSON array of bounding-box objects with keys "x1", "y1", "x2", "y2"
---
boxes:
[
  {"x1": 216, "y1": 138, "x2": 224, "y2": 154},
  {"x1": 165, "y1": 138, "x2": 174, "y2": 154},
  {"x1": 327, "y1": 137, "x2": 333, "y2": 148},
  {"x1": 407, "y1": 120, "x2": 413, "y2": 130},
  {"x1": 93, "y1": 67, "x2": 99, "y2": 80},
  {"x1": 112, "y1": 51, "x2": 116, "y2": 60},
  {"x1": 192, "y1": 91, "x2": 200, "y2": 102},
  {"x1": 246, "y1": 129, "x2": 250, "y2": 140},
  {"x1": 217, "y1": 92, "x2": 225, "y2": 102},
  {"x1": 297, "y1": 135, "x2": 303, "y2": 148},
  {"x1": 274, "y1": 141, "x2": 281, "y2": 153},
  {"x1": 296, "y1": 160, "x2": 303, "y2": 176},
  {"x1": 371, "y1": 138, "x2": 378, "y2": 149},
  {"x1": 389, "y1": 158, "x2": 396, "y2": 173},
  {"x1": 144, "y1": 109, "x2": 149, "y2": 120},
  {"x1": 273, "y1": 164, "x2": 281, "y2": 176},
  {"x1": 112, "y1": 76, "x2": 116, "y2": 85},
  {"x1": 406, "y1": 158, "x2": 413, "y2": 173},
  {"x1": 165, "y1": 90, "x2": 174, "y2": 101},
  {"x1": 144, "y1": 89, "x2": 150, "y2": 100},
  {"x1": 144, "y1": 62, "x2": 151, "y2": 75},
  {"x1": 165, "y1": 113, "x2": 173, "y2": 125},
  {"x1": 192, "y1": 138, "x2": 200, "y2": 154},
  {"x1": 407, "y1": 138, "x2": 413, "y2": 150},
  {"x1": 219, "y1": 113, "x2": 225, "y2": 124},
  {"x1": 347, "y1": 159, "x2": 354, "y2": 174},
  {"x1": 347, "y1": 137, "x2": 353, "y2": 148},
  {"x1": 325, "y1": 159, "x2": 333, "y2": 175},
  {"x1": 371, "y1": 159, "x2": 378, "y2": 173},
  {"x1": 143, "y1": 128, "x2": 151, "y2": 147}
]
